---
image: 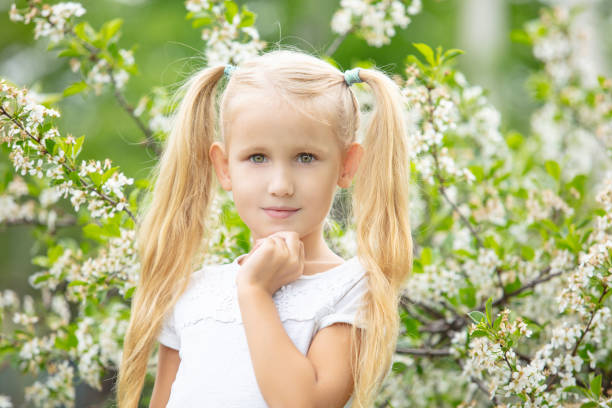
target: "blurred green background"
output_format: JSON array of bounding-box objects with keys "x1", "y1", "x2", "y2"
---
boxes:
[{"x1": 1, "y1": 0, "x2": 611, "y2": 405}]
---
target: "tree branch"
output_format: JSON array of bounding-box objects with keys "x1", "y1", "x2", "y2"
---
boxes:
[{"x1": 0, "y1": 106, "x2": 136, "y2": 222}]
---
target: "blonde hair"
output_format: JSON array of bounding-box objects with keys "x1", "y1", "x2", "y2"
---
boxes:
[{"x1": 116, "y1": 48, "x2": 413, "y2": 408}]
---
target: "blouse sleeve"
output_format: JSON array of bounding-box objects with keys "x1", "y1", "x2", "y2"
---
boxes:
[
  {"x1": 317, "y1": 273, "x2": 369, "y2": 331},
  {"x1": 158, "y1": 309, "x2": 180, "y2": 350}
]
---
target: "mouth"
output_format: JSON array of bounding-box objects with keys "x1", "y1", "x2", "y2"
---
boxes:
[{"x1": 262, "y1": 207, "x2": 300, "y2": 219}]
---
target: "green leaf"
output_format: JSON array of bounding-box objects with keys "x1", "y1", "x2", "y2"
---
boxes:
[
  {"x1": 520, "y1": 245, "x2": 535, "y2": 261},
  {"x1": 238, "y1": 8, "x2": 256, "y2": 28},
  {"x1": 192, "y1": 16, "x2": 214, "y2": 28},
  {"x1": 510, "y1": 29, "x2": 532, "y2": 45},
  {"x1": 405, "y1": 54, "x2": 427, "y2": 73},
  {"x1": 468, "y1": 311, "x2": 485, "y2": 324},
  {"x1": 485, "y1": 297, "x2": 493, "y2": 326},
  {"x1": 67, "y1": 170, "x2": 82, "y2": 186},
  {"x1": 452, "y1": 248, "x2": 474, "y2": 258},
  {"x1": 224, "y1": 0, "x2": 239, "y2": 23},
  {"x1": 63, "y1": 81, "x2": 88, "y2": 97},
  {"x1": 57, "y1": 48, "x2": 81, "y2": 58},
  {"x1": 124, "y1": 286, "x2": 136, "y2": 300},
  {"x1": 412, "y1": 43, "x2": 435, "y2": 66},
  {"x1": 89, "y1": 172, "x2": 102, "y2": 187},
  {"x1": 467, "y1": 165, "x2": 484, "y2": 182},
  {"x1": 493, "y1": 315, "x2": 502, "y2": 330},
  {"x1": 83, "y1": 223, "x2": 107, "y2": 243},
  {"x1": 459, "y1": 286, "x2": 476, "y2": 308},
  {"x1": 539, "y1": 219, "x2": 559, "y2": 233},
  {"x1": 73, "y1": 135, "x2": 85, "y2": 158},
  {"x1": 545, "y1": 160, "x2": 561, "y2": 181},
  {"x1": 32, "y1": 256, "x2": 49, "y2": 268},
  {"x1": 590, "y1": 374, "x2": 601, "y2": 398},
  {"x1": 74, "y1": 22, "x2": 96, "y2": 43},
  {"x1": 134, "y1": 178, "x2": 149, "y2": 189},
  {"x1": 33, "y1": 274, "x2": 51, "y2": 284},
  {"x1": 580, "y1": 402, "x2": 597, "y2": 408},
  {"x1": 441, "y1": 48, "x2": 463, "y2": 63},
  {"x1": 504, "y1": 278, "x2": 521, "y2": 294},
  {"x1": 420, "y1": 247, "x2": 432, "y2": 266},
  {"x1": 101, "y1": 18, "x2": 123, "y2": 42},
  {"x1": 505, "y1": 131, "x2": 524, "y2": 150},
  {"x1": 48, "y1": 245, "x2": 64, "y2": 264},
  {"x1": 101, "y1": 166, "x2": 119, "y2": 184},
  {"x1": 102, "y1": 220, "x2": 121, "y2": 237},
  {"x1": 483, "y1": 235, "x2": 499, "y2": 251},
  {"x1": 401, "y1": 316, "x2": 421, "y2": 339},
  {"x1": 68, "y1": 280, "x2": 88, "y2": 287},
  {"x1": 44, "y1": 139, "x2": 56, "y2": 155},
  {"x1": 470, "y1": 329, "x2": 489, "y2": 338}
]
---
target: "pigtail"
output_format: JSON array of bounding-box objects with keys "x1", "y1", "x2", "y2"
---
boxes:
[
  {"x1": 116, "y1": 65, "x2": 226, "y2": 407},
  {"x1": 349, "y1": 68, "x2": 413, "y2": 408}
]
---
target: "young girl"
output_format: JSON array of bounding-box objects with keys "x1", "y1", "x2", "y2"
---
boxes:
[{"x1": 116, "y1": 48, "x2": 413, "y2": 408}]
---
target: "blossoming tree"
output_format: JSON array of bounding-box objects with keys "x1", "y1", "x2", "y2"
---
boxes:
[{"x1": 0, "y1": 0, "x2": 611, "y2": 407}]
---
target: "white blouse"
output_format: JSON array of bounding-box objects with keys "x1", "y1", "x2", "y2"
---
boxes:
[{"x1": 157, "y1": 253, "x2": 369, "y2": 407}]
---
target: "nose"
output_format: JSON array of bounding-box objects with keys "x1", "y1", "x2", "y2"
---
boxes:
[{"x1": 267, "y1": 165, "x2": 294, "y2": 197}]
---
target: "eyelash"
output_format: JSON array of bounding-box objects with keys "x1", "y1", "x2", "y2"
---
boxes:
[{"x1": 247, "y1": 153, "x2": 318, "y2": 165}]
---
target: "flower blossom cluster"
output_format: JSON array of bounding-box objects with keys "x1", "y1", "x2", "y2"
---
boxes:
[
  {"x1": 10, "y1": 2, "x2": 136, "y2": 97},
  {"x1": 186, "y1": 0, "x2": 266, "y2": 65},
  {"x1": 24, "y1": 360, "x2": 75, "y2": 407},
  {"x1": 526, "y1": 5, "x2": 612, "y2": 174},
  {"x1": 10, "y1": 2, "x2": 86, "y2": 43},
  {"x1": 526, "y1": 5, "x2": 597, "y2": 87},
  {"x1": 331, "y1": 0, "x2": 422, "y2": 47},
  {"x1": 0, "y1": 174, "x2": 67, "y2": 230},
  {"x1": 400, "y1": 66, "x2": 510, "y2": 187},
  {"x1": 1, "y1": 80, "x2": 134, "y2": 220},
  {"x1": 2, "y1": 242, "x2": 133, "y2": 404},
  {"x1": 463, "y1": 309, "x2": 545, "y2": 403},
  {"x1": 134, "y1": 87, "x2": 174, "y2": 136},
  {"x1": 459, "y1": 171, "x2": 612, "y2": 406},
  {"x1": 27, "y1": 228, "x2": 139, "y2": 300},
  {"x1": 0, "y1": 395, "x2": 12, "y2": 408},
  {"x1": 525, "y1": 188, "x2": 575, "y2": 223}
]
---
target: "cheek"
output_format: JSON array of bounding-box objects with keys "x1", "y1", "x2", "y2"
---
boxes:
[{"x1": 303, "y1": 169, "x2": 338, "y2": 200}]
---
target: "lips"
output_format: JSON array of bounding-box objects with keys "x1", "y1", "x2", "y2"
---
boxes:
[{"x1": 263, "y1": 207, "x2": 300, "y2": 219}]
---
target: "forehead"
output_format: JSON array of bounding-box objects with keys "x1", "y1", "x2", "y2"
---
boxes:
[{"x1": 223, "y1": 92, "x2": 339, "y2": 154}]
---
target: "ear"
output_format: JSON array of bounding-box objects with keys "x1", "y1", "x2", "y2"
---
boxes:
[
  {"x1": 209, "y1": 142, "x2": 232, "y2": 191},
  {"x1": 337, "y1": 142, "x2": 364, "y2": 189}
]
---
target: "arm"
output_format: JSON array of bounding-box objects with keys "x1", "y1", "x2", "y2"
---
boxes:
[
  {"x1": 149, "y1": 344, "x2": 180, "y2": 408},
  {"x1": 237, "y1": 284, "x2": 355, "y2": 408}
]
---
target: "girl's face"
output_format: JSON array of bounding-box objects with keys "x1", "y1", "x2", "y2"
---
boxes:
[{"x1": 210, "y1": 92, "x2": 362, "y2": 245}]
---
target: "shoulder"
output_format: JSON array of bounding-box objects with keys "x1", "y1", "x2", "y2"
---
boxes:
[{"x1": 168, "y1": 260, "x2": 242, "y2": 330}]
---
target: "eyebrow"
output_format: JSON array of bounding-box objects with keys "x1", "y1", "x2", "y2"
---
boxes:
[{"x1": 237, "y1": 144, "x2": 328, "y2": 154}]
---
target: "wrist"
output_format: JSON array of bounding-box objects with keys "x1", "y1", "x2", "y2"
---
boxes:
[{"x1": 236, "y1": 276, "x2": 271, "y2": 297}]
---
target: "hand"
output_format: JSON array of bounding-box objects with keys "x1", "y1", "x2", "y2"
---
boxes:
[{"x1": 236, "y1": 231, "x2": 305, "y2": 296}]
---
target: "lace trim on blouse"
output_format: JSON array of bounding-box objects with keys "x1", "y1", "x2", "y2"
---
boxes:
[{"x1": 174, "y1": 256, "x2": 364, "y2": 330}]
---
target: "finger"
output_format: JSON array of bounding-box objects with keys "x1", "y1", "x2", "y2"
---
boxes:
[
  {"x1": 285, "y1": 234, "x2": 301, "y2": 261},
  {"x1": 270, "y1": 237, "x2": 287, "y2": 260},
  {"x1": 299, "y1": 241, "x2": 305, "y2": 274}
]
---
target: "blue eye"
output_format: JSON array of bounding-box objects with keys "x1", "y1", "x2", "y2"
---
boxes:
[
  {"x1": 247, "y1": 153, "x2": 318, "y2": 164},
  {"x1": 297, "y1": 153, "x2": 317, "y2": 163},
  {"x1": 249, "y1": 154, "x2": 266, "y2": 163}
]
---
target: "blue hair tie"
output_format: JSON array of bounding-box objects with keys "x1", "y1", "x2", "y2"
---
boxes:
[
  {"x1": 344, "y1": 67, "x2": 363, "y2": 86},
  {"x1": 224, "y1": 64, "x2": 236, "y2": 78}
]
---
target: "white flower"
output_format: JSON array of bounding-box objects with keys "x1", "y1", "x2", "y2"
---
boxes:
[{"x1": 331, "y1": 9, "x2": 353, "y2": 35}]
